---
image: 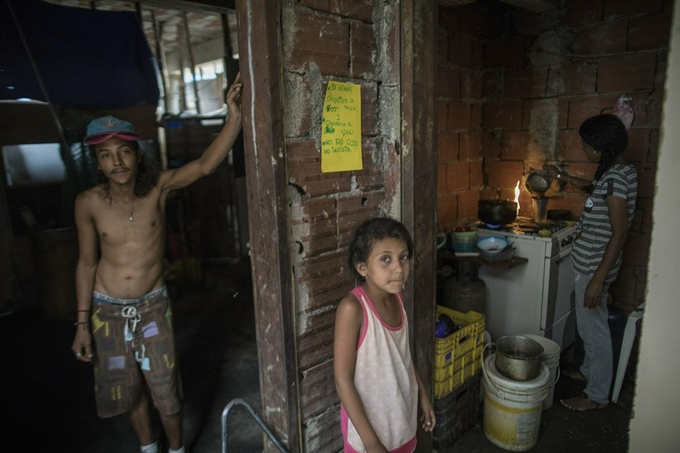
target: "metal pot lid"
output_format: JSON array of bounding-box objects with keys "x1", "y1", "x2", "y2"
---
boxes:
[{"x1": 525, "y1": 172, "x2": 552, "y2": 194}]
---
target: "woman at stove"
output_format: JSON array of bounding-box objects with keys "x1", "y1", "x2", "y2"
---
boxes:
[{"x1": 546, "y1": 114, "x2": 637, "y2": 411}]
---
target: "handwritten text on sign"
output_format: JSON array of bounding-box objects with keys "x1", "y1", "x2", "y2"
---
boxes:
[{"x1": 321, "y1": 81, "x2": 362, "y2": 173}]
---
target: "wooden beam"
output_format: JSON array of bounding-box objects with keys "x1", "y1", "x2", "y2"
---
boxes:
[
  {"x1": 401, "y1": 0, "x2": 437, "y2": 451},
  {"x1": 235, "y1": 0, "x2": 301, "y2": 451}
]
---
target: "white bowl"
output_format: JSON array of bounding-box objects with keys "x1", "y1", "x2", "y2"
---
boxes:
[{"x1": 476, "y1": 236, "x2": 509, "y2": 254}]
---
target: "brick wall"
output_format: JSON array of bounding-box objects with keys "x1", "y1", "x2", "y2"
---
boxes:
[
  {"x1": 437, "y1": 0, "x2": 673, "y2": 312},
  {"x1": 282, "y1": 1, "x2": 399, "y2": 450}
]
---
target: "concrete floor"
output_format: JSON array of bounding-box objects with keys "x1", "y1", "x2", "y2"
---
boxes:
[{"x1": 1, "y1": 259, "x2": 638, "y2": 452}]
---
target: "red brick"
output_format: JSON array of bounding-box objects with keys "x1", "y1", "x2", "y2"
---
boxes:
[
  {"x1": 481, "y1": 132, "x2": 501, "y2": 158},
  {"x1": 460, "y1": 8, "x2": 484, "y2": 38},
  {"x1": 481, "y1": 14, "x2": 503, "y2": 39},
  {"x1": 634, "y1": 270, "x2": 647, "y2": 300},
  {"x1": 567, "y1": 95, "x2": 620, "y2": 129},
  {"x1": 438, "y1": 132, "x2": 459, "y2": 163},
  {"x1": 458, "y1": 190, "x2": 480, "y2": 219},
  {"x1": 449, "y1": 36, "x2": 473, "y2": 68},
  {"x1": 628, "y1": 13, "x2": 673, "y2": 51},
  {"x1": 462, "y1": 70, "x2": 482, "y2": 98},
  {"x1": 647, "y1": 81, "x2": 666, "y2": 128},
  {"x1": 299, "y1": 0, "x2": 332, "y2": 13},
  {"x1": 622, "y1": 233, "x2": 651, "y2": 267},
  {"x1": 558, "y1": 129, "x2": 587, "y2": 161},
  {"x1": 438, "y1": 65, "x2": 462, "y2": 98},
  {"x1": 438, "y1": 193, "x2": 459, "y2": 229},
  {"x1": 639, "y1": 198, "x2": 654, "y2": 233},
  {"x1": 438, "y1": 164, "x2": 447, "y2": 195},
  {"x1": 572, "y1": 20, "x2": 628, "y2": 57},
  {"x1": 438, "y1": 100, "x2": 448, "y2": 131},
  {"x1": 471, "y1": 41, "x2": 484, "y2": 69},
  {"x1": 604, "y1": 0, "x2": 664, "y2": 19},
  {"x1": 501, "y1": 131, "x2": 532, "y2": 160},
  {"x1": 624, "y1": 129, "x2": 650, "y2": 162},
  {"x1": 470, "y1": 161, "x2": 483, "y2": 188},
  {"x1": 598, "y1": 54, "x2": 657, "y2": 93},
  {"x1": 634, "y1": 163, "x2": 657, "y2": 198},
  {"x1": 648, "y1": 130, "x2": 659, "y2": 162},
  {"x1": 361, "y1": 82, "x2": 379, "y2": 136},
  {"x1": 448, "y1": 101, "x2": 472, "y2": 129},
  {"x1": 480, "y1": 187, "x2": 498, "y2": 200},
  {"x1": 438, "y1": 31, "x2": 449, "y2": 65},
  {"x1": 287, "y1": 11, "x2": 349, "y2": 77},
  {"x1": 351, "y1": 22, "x2": 376, "y2": 79},
  {"x1": 562, "y1": 0, "x2": 603, "y2": 27},
  {"x1": 460, "y1": 132, "x2": 481, "y2": 160},
  {"x1": 483, "y1": 101, "x2": 523, "y2": 130},
  {"x1": 447, "y1": 161, "x2": 470, "y2": 191},
  {"x1": 471, "y1": 103, "x2": 482, "y2": 129},
  {"x1": 439, "y1": 6, "x2": 461, "y2": 32},
  {"x1": 483, "y1": 71, "x2": 500, "y2": 97},
  {"x1": 484, "y1": 37, "x2": 526, "y2": 69},
  {"x1": 558, "y1": 99, "x2": 569, "y2": 129},
  {"x1": 504, "y1": 68, "x2": 548, "y2": 99},
  {"x1": 547, "y1": 62, "x2": 597, "y2": 96},
  {"x1": 484, "y1": 160, "x2": 524, "y2": 189},
  {"x1": 332, "y1": 0, "x2": 374, "y2": 22}
]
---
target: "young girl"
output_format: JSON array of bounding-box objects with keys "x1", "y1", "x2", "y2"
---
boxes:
[
  {"x1": 546, "y1": 114, "x2": 637, "y2": 411},
  {"x1": 334, "y1": 217, "x2": 436, "y2": 453}
]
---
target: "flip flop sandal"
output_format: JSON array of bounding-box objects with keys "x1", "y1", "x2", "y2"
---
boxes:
[{"x1": 560, "y1": 395, "x2": 607, "y2": 412}]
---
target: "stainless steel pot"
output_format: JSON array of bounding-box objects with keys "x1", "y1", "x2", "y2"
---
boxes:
[
  {"x1": 525, "y1": 172, "x2": 552, "y2": 197},
  {"x1": 478, "y1": 199, "x2": 518, "y2": 226},
  {"x1": 495, "y1": 335, "x2": 544, "y2": 381}
]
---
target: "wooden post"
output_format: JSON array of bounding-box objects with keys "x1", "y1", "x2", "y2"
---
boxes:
[
  {"x1": 182, "y1": 12, "x2": 202, "y2": 114},
  {"x1": 401, "y1": 0, "x2": 437, "y2": 451},
  {"x1": 235, "y1": 0, "x2": 301, "y2": 451}
]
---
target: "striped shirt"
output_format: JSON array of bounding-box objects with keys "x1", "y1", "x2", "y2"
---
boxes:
[{"x1": 572, "y1": 163, "x2": 637, "y2": 282}]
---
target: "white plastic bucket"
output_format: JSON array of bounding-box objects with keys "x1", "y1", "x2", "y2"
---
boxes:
[
  {"x1": 522, "y1": 334, "x2": 561, "y2": 410},
  {"x1": 482, "y1": 354, "x2": 549, "y2": 451}
]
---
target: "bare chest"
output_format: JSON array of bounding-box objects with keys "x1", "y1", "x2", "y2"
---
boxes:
[{"x1": 94, "y1": 197, "x2": 165, "y2": 245}]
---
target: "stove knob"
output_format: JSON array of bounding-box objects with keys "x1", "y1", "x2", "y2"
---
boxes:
[{"x1": 561, "y1": 235, "x2": 573, "y2": 247}]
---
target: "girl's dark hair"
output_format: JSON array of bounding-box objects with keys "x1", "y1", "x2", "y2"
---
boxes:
[
  {"x1": 579, "y1": 114, "x2": 628, "y2": 181},
  {"x1": 92, "y1": 141, "x2": 161, "y2": 202},
  {"x1": 348, "y1": 217, "x2": 414, "y2": 281}
]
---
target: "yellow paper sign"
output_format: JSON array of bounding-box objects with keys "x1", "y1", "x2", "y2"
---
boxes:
[{"x1": 321, "y1": 81, "x2": 362, "y2": 173}]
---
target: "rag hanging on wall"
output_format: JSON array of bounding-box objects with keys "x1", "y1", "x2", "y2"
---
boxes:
[{"x1": 612, "y1": 94, "x2": 634, "y2": 130}]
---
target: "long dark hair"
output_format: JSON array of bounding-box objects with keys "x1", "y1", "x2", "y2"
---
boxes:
[
  {"x1": 579, "y1": 114, "x2": 628, "y2": 181},
  {"x1": 92, "y1": 141, "x2": 161, "y2": 202},
  {"x1": 348, "y1": 217, "x2": 414, "y2": 281}
]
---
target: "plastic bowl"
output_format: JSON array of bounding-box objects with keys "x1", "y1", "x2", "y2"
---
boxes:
[{"x1": 476, "y1": 236, "x2": 509, "y2": 254}]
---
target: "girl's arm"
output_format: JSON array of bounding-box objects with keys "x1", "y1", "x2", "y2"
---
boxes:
[
  {"x1": 334, "y1": 294, "x2": 387, "y2": 452},
  {"x1": 584, "y1": 194, "x2": 629, "y2": 308},
  {"x1": 414, "y1": 366, "x2": 436, "y2": 432}
]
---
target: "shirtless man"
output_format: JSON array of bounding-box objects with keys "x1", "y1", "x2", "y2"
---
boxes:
[{"x1": 71, "y1": 74, "x2": 242, "y2": 453}]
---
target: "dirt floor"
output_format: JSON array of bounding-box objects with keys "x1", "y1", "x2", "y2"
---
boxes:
[{"x1": 0, "y1": 259, "x2": 638, "y2": 452}]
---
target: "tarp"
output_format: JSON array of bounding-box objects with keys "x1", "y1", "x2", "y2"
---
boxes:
[{"x1": 0, "y1": 0, "x2": 159, "y2": 109}]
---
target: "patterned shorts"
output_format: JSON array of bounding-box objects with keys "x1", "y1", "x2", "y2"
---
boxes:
[{"x1": 90, "y1": 287, "x2": 183, "y2": 418}]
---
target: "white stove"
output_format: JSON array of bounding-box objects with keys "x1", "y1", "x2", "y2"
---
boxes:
[{"x1": 476, "y1": 217, "x2": 577, "y2": 352}]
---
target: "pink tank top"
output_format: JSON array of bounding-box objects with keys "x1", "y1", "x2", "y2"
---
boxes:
[{"x1": 340, "y1": 286, "x2": 418, "y2": 453}]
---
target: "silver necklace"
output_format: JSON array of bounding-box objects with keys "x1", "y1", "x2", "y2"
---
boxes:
[{"x1": 113, "y1": 197, "x2": 135, "y2": 221}]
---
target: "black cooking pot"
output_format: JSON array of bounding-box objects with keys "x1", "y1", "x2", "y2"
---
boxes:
[{"x1": 478, "y1": 199, "x2": 518, "y2": 225}]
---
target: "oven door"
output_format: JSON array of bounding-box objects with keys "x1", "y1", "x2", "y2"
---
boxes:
[{"x1": 541, "y1": 246, "x2": 575, "y2": 336}]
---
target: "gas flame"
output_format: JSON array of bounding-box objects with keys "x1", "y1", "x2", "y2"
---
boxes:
[{"x1": 514, "y1": 181, "x2": 520, "y2": 215}]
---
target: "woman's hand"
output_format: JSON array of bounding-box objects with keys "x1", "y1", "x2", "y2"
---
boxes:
[
  {"x1": 420, "y1": 396, "x2": 437, "y2": 432},
  {"x1": 584, "y1": 276, "x2": 605, "y2": 308}
]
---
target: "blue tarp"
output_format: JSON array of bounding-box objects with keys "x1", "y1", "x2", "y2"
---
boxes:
[{"x1": 0, "y1": 0, "x2": 159, "y2": 109}]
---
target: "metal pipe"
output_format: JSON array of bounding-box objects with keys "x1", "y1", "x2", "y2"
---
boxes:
[
  {"x1": 221, "y1": 399, "x2": 289, "y2": 453},
  {"x1": 182, "y1": 12, "x2": 201, "y2": 114}
]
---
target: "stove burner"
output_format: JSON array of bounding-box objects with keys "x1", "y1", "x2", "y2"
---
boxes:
[
  {"x1": 476, "y1": 217, "x2": 569, "y2": 237},
  {"x1": 482, "y1": 223, "x2": 502, "y2": 230}
]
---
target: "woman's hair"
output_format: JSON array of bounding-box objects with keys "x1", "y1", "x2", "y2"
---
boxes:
[
  {"x1": 348, "y1": 217, "x2": 414, "y2": 281},
  {"x1": 92, "y1": 141, "x2": 161, "y2": 202},
  {"x1": 579, "y1": 114, "x2": 628, "y2": 181}
]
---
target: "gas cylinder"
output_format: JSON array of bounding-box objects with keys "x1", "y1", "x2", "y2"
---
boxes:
[{"x1": 443, "y1": 261, "x2": 486, "y2": 314}]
